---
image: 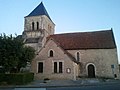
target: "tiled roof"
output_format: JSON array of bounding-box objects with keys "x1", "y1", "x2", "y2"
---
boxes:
[
  {"x1": 49, "y1": 30, "x2": 116, "y2": 50},
  {"x1": 26, "y1": 2, "x2": 51, "y2": 21}
]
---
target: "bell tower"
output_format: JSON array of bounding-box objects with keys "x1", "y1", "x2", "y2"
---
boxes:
[{"x1": 22, "y1": 2, "x2": 55, "y2": 51}]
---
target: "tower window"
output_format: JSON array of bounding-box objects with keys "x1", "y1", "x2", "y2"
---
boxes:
[
  {"x1": 37, "y1": 22, "x2": 39, "y2": 30},
  {"x1": 50, "y1": 26, "x2": 52, "y2": 30},
  {"x1": 32, "y1": 22, "x2": 34, "y2": 30},
  {"x1": 49, "y1": 50, "x2": 54, "y2": 57},
  {"x1": 48, "y1": 25, "x2": 49, "y2": 30}
]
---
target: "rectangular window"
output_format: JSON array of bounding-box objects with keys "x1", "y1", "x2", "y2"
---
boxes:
[
  {"x1": 38, "y1": 62, "x2": 43, "y2": 73},
  {"x1": 54, "y1": 62, "x2": 57, "y2": 73},
  {"x1": 59, "y1": 62, "x2": 63, "y2": 73},
  {"x1": 54, "y1": 62, "x2": 63, "y2": 73}
]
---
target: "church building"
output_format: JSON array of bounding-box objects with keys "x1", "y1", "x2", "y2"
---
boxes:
[{"x1": 22, "y1": 2, "x2": 120, "y2": 80}]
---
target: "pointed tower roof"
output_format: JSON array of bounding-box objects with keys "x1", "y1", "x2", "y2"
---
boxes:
[{"x1": 27, "y1": 2, "x2": 51, "y2": 20}]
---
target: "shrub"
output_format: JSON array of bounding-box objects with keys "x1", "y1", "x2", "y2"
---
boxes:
[
  {"x1": 0, "y1": 73, "x2": 5, "y2": 82},
  {"x1": 44, "y1": 78, "x2": 50, "y2": 81},
  {"x1": 0, "y1": 73, "x2": 34, "y2": 85}
]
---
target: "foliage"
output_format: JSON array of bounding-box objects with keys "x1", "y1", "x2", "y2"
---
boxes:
[
  {"x1": 0, "y1": 33, "x2": 35, "y2": 73},
  {"x1": 18, "y1": 46, "x2": 35, "y2": 70},
  {"x1": 0, "y1": 73, "x2": 34, "y2": 85}
]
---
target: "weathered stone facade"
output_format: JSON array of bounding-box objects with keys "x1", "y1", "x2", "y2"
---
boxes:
[
  {"x1": 22, "y1": 2, "x2": 120, "y2": 80},
  {"x1": 68, "y1": 49, "x2": 119, "y2": 78},
  {"x1": 31, "y1": 38, "x2": 120, "y2": 80},
  {"x1": 31, "y1": 39, "x2": 78, "y2": 80},
  {"x1": 22, "y1": 3, "x2": 55, "y2": 51}
]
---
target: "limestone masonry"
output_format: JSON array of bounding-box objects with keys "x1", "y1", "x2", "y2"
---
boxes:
[{"x1": 22, "y1": 2, "x2": 120, "y2": 80}]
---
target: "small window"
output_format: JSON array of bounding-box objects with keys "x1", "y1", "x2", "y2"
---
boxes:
[
  {"x1": 49, "y1": 50, "x2": 53, "y2": 57},
  {"x1": 76, "y1": 52, "x2": 80, "y2": 61},
  {"x1": 48, "y1": 25, "x2": 50, "y2": 30},
  {"x1": 37, "y1": 22, "x2": 39, "y2": 30},
  {"x1": 50, "y1": 26, "x2": 52, "y2": 30},
  {"x1": 111, "y1": 65, "x2": 114, "y2": 69},
  {"x1": 59, "y1": 62, "x2": 63, "y2": 73},
  {"x1": 32, "y1": 22, "x2": 34, "y2": 30},
  {"x1": 54, "y1": 62, "x2": 57, "y2": 73},
  {"x1": 38, "y1": 62, "x2": 43, "y2": 73}
]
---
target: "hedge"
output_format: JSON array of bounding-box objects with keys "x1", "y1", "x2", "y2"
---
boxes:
[{"x1": 0, "y1": 73, "x2": 34, "y2": 85}]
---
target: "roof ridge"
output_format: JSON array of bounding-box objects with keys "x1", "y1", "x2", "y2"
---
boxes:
[
  {"x1": 48, "y1": 30, "x2": 116, "y2": 50},
  {"x1": 53, "y1": 30, "x2": 112, "y2": 36}
]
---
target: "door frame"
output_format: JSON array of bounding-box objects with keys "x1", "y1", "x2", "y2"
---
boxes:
[{"x1": 86, "y1": 63, "x2": 96, "y2": 78}]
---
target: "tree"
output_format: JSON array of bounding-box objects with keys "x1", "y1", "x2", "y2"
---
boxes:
[
  {"x1": 0, "y1": 34, "x2": 35, "y2": 73},
  {"x1": 17, "y1": 46, "x2": 35, "y2": 72}
]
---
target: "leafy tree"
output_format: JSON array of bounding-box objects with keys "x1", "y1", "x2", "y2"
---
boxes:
[
  {"x1": 17, "y1": 46, "x2": 35, "y2": 72},
  {"x1": 0, "y1": 34, "x2": 35, "y2": 73}
]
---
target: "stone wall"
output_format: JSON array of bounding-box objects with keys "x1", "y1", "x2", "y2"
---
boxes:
[
  {"x1": 31, "y1": 39, "x2": 78, "y2": 80},
  {"x1": 24, "y1": 15, "x2": 55, "y2": 36},
  {"x1": 67, "y1": 49, "x2": 120, "y2": 79},
  {"x1": 23, "y1": 15, "x2": 55, "y2": 51},
  {"x1": 31, "y1": 38, "x2": 120, "y2": 80}
]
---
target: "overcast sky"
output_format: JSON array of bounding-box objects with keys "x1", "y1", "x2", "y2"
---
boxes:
[{"x1": 0, "y1": 0, "x2": 120, "y2": 63}]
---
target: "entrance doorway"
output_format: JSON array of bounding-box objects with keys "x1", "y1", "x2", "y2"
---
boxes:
[{"x1": 88, "y1": 64, "x2": 95, "y2": 78}]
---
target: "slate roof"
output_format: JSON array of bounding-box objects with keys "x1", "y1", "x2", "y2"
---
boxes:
[
  {"x1": 26, "y1": 2, "x2": 51, "y2": 21},
  {"x1": 48, "y1": 30, "x2": 116, "y2": 50}
]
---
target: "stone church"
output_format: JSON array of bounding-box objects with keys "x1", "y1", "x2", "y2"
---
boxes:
[{"x1": 22, "y1": 2, "x2": 120, "y2": 80}]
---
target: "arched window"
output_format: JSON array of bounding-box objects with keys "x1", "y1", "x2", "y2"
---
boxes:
[
  {"x1": 50, "y1": 26, "x2": 52, "y2": 30},
  {"x1": 49, "y1": 50, "x2": 53, "y2": 57},
  {"x1": 48, "y1": 25, "x2": 50, "y2": 30},
  {"x1": 37, "y1": 22, "x2": 39, "y2": 30},
  {"x1": 32, "y1": 22, "x2": 34, "y2": 30},
  {"x1": 76, "y1": 52, "x2": 80, "y2": 61}
]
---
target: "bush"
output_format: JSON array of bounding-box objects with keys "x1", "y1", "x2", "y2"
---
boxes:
[
  {"x1": 0, "y1": 73, "x2": 6, "y2": 82},
  {"x1": 0, "y1": 73, "x2": 34, "y2": 85},
  {"x1": 43, "y1": 78, "x2": 50, "y2": 83},
  {"x1": 44, "y1": 78, "x2": 50, "y2": 81}
]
